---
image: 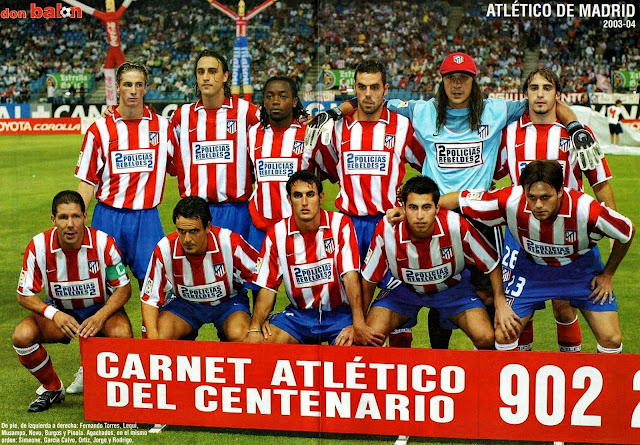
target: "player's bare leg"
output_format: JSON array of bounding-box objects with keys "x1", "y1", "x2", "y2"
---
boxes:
[
  {"x1": 449, "y1": 307, "x2": 494, "y2": 349},
  {"x1": 580, "y1": 310, "x2": 622, "y2": 352},
  {"x1": 365, "y1": 306, "x2": 410, "y2": 341},
  {"x1": 220, "y1": 311, "x2": 251, "y2": 342},
  {"x1": 264, "y1": 325, "x2": 301, "y2": 344},
  {"x1": 157, "y1": 311, "x2": 196, "y2": 340}
]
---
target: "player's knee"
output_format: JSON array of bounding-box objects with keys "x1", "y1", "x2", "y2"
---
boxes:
[
  {"x1": 471, "y1": 329, "x2": 495, "y2": 350},
  {"x1": 597, "y1": 331, "x2": 622, "y2": 350},
  {"x1": 552, "y1": 302, "x2": 576, "y2": 323},
  {"x1": 104, "y1": 321, "x2": 133, "y2": 338},
  {"x1": 222, "y1": 317, "x2": 250, "y2": 342},
  {"x1": 12, "y1": 321, "x2": 39, "y2": 348}
]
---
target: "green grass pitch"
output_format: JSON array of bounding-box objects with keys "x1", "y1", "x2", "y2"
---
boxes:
[{"x1": 1, "y1": 133, "x2": 638, "y2": 444}]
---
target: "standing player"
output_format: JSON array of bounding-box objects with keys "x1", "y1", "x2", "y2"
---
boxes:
[
  {"x1": 140, "y1": 196, "x2": 259, "y2": 341},
  {"x1": 361, "y1": 176, "x2": 500, "y2": 349},
  {"x1": 245, "y1": 171, "x2": 384, "y2": 346},
  {"x1": 74, "y1": 61, "x2": 174, "y2": 392},
  {"x1": 171, "y1": 49, "x2": 260, "y2": 240},
  {"x1": 12, "y1": 191, "x2": 131, "y2": 412},
  {"x1": 607, "y1": 99, "x2": 624, "y2": 146},
  {"x1": 494, "y1": 68, "x2": 615, "y2": 352},
  {"x1": 315, "y1": 60, "x2": 425, "y2": 348},
  {"x1": 313, "y1": 52, "x2": 602, "y2": 349},
  {"x1": 441, "y1": 160, "x2": 634, "y2": 352},
  {"x1": 247, "y1": 76, "x2": 312, "y2": 250}
]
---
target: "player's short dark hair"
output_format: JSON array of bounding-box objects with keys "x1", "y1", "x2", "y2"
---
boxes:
[
  {"x1": 116, "y1": 61, "x2": 150, "y2": 86},
  {"x1": 523, "y1": 67, "x2": 562, "y2": 93},
  {"x1": 615, "y1": 99, "x2": 622, "y2": 105},
  {"x1": 520, "y1": 160, "x2": 564, "y2": 192},
  {"x1": 401, "y1": 176, "x2": 440, "y2": 206},
  {"x1": 52, "y1": 190, "x2": 85, "y2": 216},
  {"x1": 194, "y1": 49, "x2": 231, "y2": 99},
  {"x1": 172, "y1": 196, "x2": 212, "y2": 227},
  {"x1": 354, "y1": 60, "x2": 387, "y2": 86},
  {"x1": 259, "y1": 76, "x2": 308, "y2": 128},
  {"x1": 286, "y1": 170, "x2": 323, "y2": 197}
]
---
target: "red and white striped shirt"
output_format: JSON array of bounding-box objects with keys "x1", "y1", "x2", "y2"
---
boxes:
[
  {"x1": 141, "y1": 227, "x2": 259, "y2": 308},
  {"x1": 494, "y1": 113, "x2": 611, "y2": 190},
  {"x1": 248, "y1": 121, "x2": 313, "y2": 230},
  {"x1": 170, "y1": 97, "x2": 260, "y2": 203},
  {"x1": 459, "y1": 187, "x2": 633, "y2": 266},
  {"x1": 362, "y1": 210, "x2": 499, "y2": 294},
  {"x1": 252, "y1": 210, "x2": 360, "y2": 310},
  {"x1": 317, "y1": 107, "x2": 425, "y2": 216},
  {"x1": 17, "y1": 227, "x2": 129, "y2": 310},
  {"x1": 75, "y1": 106, "x2": 175, "y2": 210}
]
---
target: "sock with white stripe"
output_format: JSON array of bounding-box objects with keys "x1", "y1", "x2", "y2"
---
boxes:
[
  {"x1": 557, "y1": 316, "x2": 582, "y2": 352},
  {"x1": 14, "y1": 344, "x2": 62, "y2": 391},
  {"x1": 596, "y1": 343, "x2": 622, "y2": 354}
]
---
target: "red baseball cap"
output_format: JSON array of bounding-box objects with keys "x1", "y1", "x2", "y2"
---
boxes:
[{"x1": 440, "y1": 52, "x2": 477, "y2": 76}]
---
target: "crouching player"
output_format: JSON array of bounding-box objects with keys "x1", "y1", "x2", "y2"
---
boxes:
[
  {"x1": 441, "y1": 160, "x2": 635, "y2": 351},
  {"x1": 362, "y1": 176, "x2": 500, "y2": 349},
  {"x1": 12, "y1": 191, "x2": 132, "y2": 412},
  {"x1": 245, "y1": 171, "x2": 384, "y2": 346},
  {"x1": 140, "y1": 196, "x2": 259, "y2": 341}
]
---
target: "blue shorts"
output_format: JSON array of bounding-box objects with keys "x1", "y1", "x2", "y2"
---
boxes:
[
  {"x1": 247, "y1": 222, "x2": 266, "y2": 252},
  {"x1": 347, "y1": 213, "x2": 383, "y2": 260},
  {"x1": 91, "y1": 203, "x2": 164, "y2": 279},
  {"x1": 505, "y1": 244, "x2": 616, "y2": 318},
  {"x1": 372, "y1": 270, "x2": 484, "y2": 331},
  {"x1": 209, "y1": 201, "x2": 251, "y2": 240},
  {"x1": 270, "y1": 305, "x2": 353, "y2": 344},
  {"x1": 160, "y1": 293, "x2": 250, "y2": 332},
  {"x1": 48, "y1": 301, "x2": 104, "y2": 344}
]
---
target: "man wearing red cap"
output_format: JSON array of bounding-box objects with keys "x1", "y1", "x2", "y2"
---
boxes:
[{"x1": 307, "y1": 52, "x2": 603, "y2": 350}]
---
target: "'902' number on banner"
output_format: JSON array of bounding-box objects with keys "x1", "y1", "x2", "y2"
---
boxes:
[{"x1": 499, "y1": 365, "x2": 603, "y2": 427}]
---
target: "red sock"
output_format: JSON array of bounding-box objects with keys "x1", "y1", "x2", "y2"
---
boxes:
[
  {"x1": 557, "y1": 316, "x2": 581, "y2": 352},
  {"x1": 388, "y1": 329, "x2": 413, "y2": 348},
  {"x1": 15, "y1": 344, "x2": 62, "y2": 390},
  {"x1": 518, "y1": 320, "x2": 533, "y2": 351}
]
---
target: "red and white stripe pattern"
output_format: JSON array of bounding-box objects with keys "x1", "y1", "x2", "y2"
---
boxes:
[
  {"x1": 170, "y1": 98, "x2": 260, "y2": 203},
  {"x1": 141, "y1": 227, "x2": 258, "y2": 307},
  {"x1": 317, "y1": 107, "x2": 425, "y2": 216},
  {"x1": 75, "y1": 106, "x2": 175, "y2": 210},
  {"x1": 362, "y1": 211, "x2": 498, "y2": 293},
  {"x1": 17, "y1": 227, "x2": 129, "y2": 310},
  {"x1": 495, "y1": 114, "x2": 611, "y2": 190},
  {"x1": 248, "y1": 121, "x2": 313, "y2": 230},
  {"x1": 253, "y1": 210, "x2": 360, "y2": 310},
  {"x1": 459, "y1": 187, "x2": 633, "y2": 266}
]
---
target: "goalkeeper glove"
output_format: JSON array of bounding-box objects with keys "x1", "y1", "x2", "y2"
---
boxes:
[
  {"x1": 304, "y1": 107, "x2": 343, "y2": 151},
  {"x1": 567, "y1": 121, "x2": 604, "y2": 170}
]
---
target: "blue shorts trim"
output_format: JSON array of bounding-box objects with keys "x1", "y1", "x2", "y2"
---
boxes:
[
  {"x1": 372, "y1": 270, "x2": 484, "y2": 330},
  {"x1": 160, "y1": 294, "x2": 250, "y2": 332},
  {"x1": 209, "y1": 202, "x2": 251, "y2": 239},
  {"x1": 91, "y1": 203, "x2": 164, "y2": 279},
  {"x1": 505, "y1": 245, "x2": 616, "y2": 318},
  {"x1": 270, "y1": 305, "x2": 353, "y2": 344}
]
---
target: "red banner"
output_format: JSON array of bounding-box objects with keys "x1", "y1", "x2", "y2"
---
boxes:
[
  {"x1": 82, "y1": 338, "x2": 640, "y2": 443},
  {"x1": 0, "y1": 118, "x2": 81, "y2": 135}
]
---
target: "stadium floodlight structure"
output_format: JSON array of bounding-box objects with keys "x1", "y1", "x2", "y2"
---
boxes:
[
  {"x1": 61, "y1": 0, "x2": 135, "y2": 105},
  {"x1": 206, "y1": 0, "x2": 277, "y2": 101}
]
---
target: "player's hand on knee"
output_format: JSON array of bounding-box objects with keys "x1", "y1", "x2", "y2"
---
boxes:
[
  {"x1": 567, "y1": 121, "x2": 604, "y2": 170},
  {"x1": 353, "y1": 323, "x2": 386, "y2": 346},
  {"x1": 495, "y1": 305, "x2": 521, "y2": 341},
  {"x1": 53, "y1": 312, "x2": 80, "y2": 340},
  {"x1": 78, "y1": 314, "x2": 106, "y2": 339},
  {"x1": 385, "y1": 206, "x2": 405, "y2": 224},
  {"x1": 334, "y1": 326, "x2": 354, "y2": 346},
  {"x1": 589, "y1": 273, "x2": 614, "y2": 305}
]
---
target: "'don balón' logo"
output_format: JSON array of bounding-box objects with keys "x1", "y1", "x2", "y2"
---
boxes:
[{"x1": 1, "y1": 3, "x2": 82, "y2": 19}]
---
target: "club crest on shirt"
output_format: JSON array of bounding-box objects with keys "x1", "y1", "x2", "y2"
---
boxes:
[
  {"x1": 384, "y1": 134, "x2": 395, "y2": 149},
  {"x1": 149, "y1": 131, "x2": 159, "y2": 146},
  {"x1": 88, "y1": 260, "x2": 99, "y2": 274},
  {"x1": 559, "y1": 137, "x2": 571, "y2": 152},
  {"x1": 477, "y1": 125, "x2": 489, "y2": 138},
  {"x1": 440, "y1": 246, "x2": 453, "y2": 260},
  {"x1": 565, "y1": 230, "x2": 577, "y2": 242},
  {"x1": 227, "y1": 120, "x2": 237, "y2": 134},
  {"x1": 323, "y1": 238, "x2": 335, "y2": 254},
  {"x1": 293, "y1": 140, "x2": 304, "y2": 155},
  {"x1": 214, "y1": 263, "x2": 226, "y2": 277}
]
